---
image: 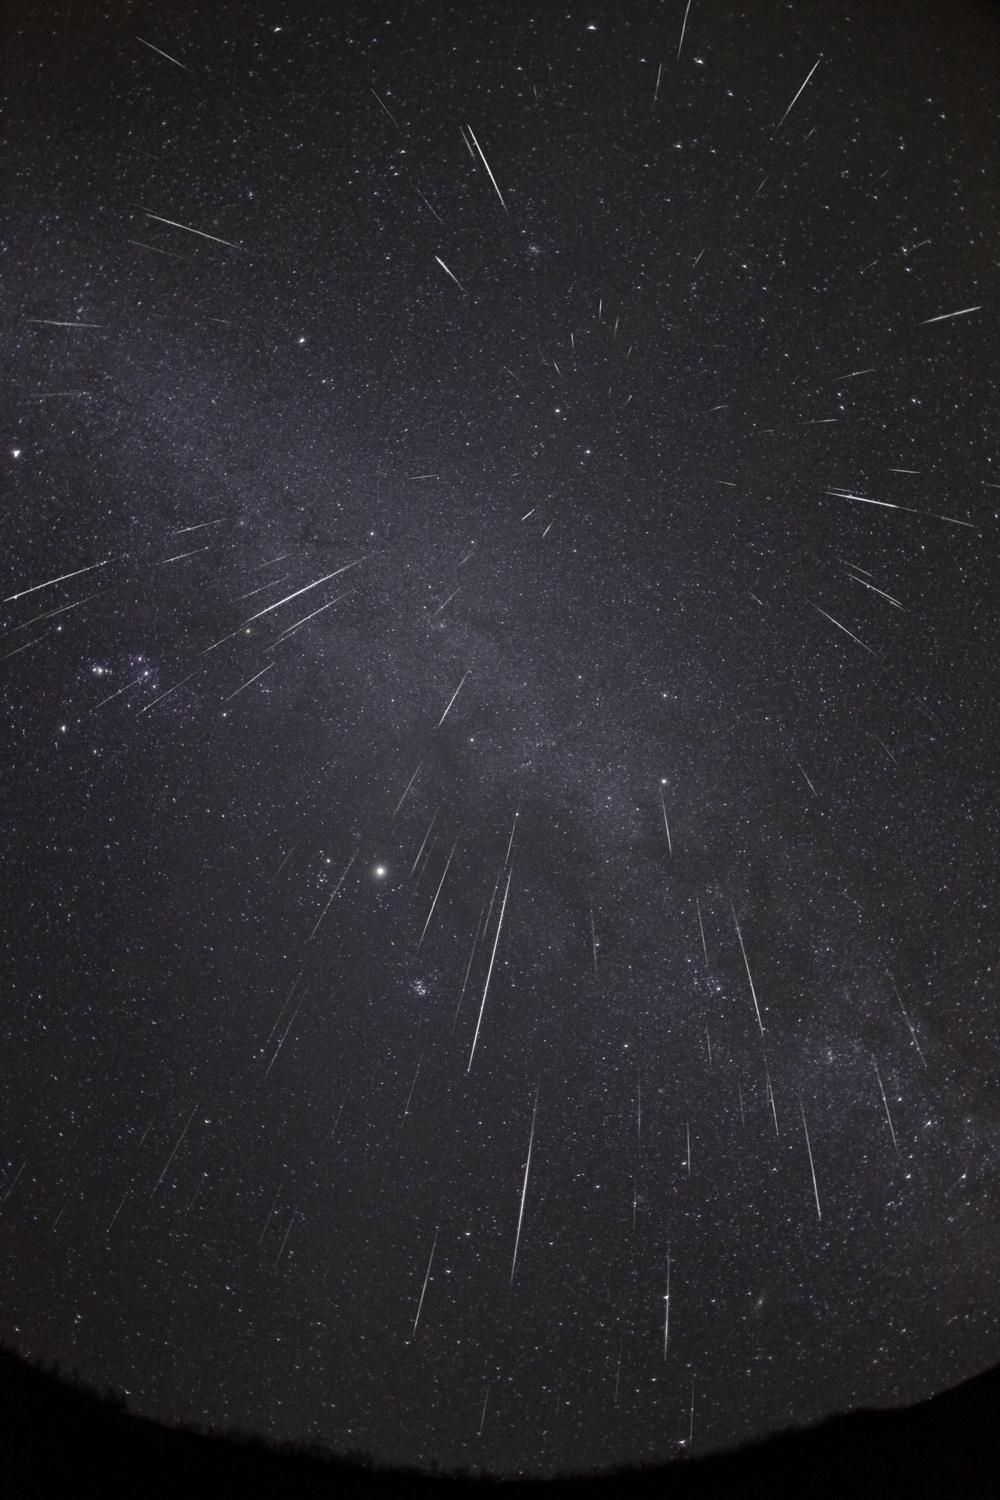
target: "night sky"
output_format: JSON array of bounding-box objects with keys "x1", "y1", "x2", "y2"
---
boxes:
[{"x1": 3, "y1": 0, "x2": 1000, "y2": 1479}]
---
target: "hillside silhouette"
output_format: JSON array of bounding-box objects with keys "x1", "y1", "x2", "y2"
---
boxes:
[{"x1": 2, "y1": 1343, "x2": 999, "y2": 1497}]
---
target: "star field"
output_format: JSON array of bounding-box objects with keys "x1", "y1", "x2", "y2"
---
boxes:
[{"x1": 2, "y1": 0, "x2": 1000, "y2": 1479}]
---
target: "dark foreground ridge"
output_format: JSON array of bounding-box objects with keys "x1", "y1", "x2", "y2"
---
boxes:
[{"x1": 2, "y1": 1344, "x2": 1000, "y2": 1498}]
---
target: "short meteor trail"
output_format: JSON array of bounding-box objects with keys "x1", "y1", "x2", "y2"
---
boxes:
[
  {"x1": 765, "y1": 1061, "x2": 780, "y2": 1136},
  {"x1": 273, "y1": 1204, "x2": 299, "y2": 1267},
  {"x1": 138, "y1": 669, "x2": 200, "y2": 715},
  {"x1": 794, "y1": 757, "x2": 817, "y2": 796},
  {"x1": 369, "y1": 87, "x2": 400, "y2": 127},
  {"x1": 454, "y1": 899, "x2": 488, "y2": 1027},
  {"x1": 415, "y1": 187, "x2": 444, "y2": 224},
  {"x1": 156, "y1": 545, "x2": 212, "y2": 565},
  {"x1": 93, "y1": 675, "x2": 142, "y2": 710},
  {"x1": 9, "y1": 591, "x2": 100, "y2": 636},
  {"x1": 400, "y1": 1054, "x2": 423, "y2": 1128},
  {"x1": 237, "y1": 576, "x2": 289, "y2": 602},
  {"x1": 265, "y1": 991, "x2": 305, "y2": 1077},
  {"x1": 695, "y1": 896, "x2": 708, "y2": 964},
  {"x1": 105, "y1": 1189, "x2": 132, "y2": 1236},
  {"x1": 823, "y1": 488, "x2": 975, "y2": 529},
  {"x1": 1, "y1": 1161, "x2": 26, "y2": 1206},
  {"x1": 0, "y1": 629, "x2": 52, "y2": 663},
  {"x1": 169, "y1": 519, "x2": 225, "y2": 536},
  {"x1": 510, "y1": 1085, "x2": 540, "y2": 1284},
  {"x1": 152, "y1": 1102, "x2": 200, "y2": 1193},
  {"x1": 272, "y1": 839, "x2": 301, "y2": 879},
  {"x1": 267, "y1": 588, "x2": 354, "y2": 647},
  {"x1": 409, "y1": 810, "x2": 439, "y2": 878},
  {"x1": 846, "y1": 572, "x2": 904, "y2": 609},
  {"x1": 888, "y1": 972, "x2": 927, "y2": 1066},
  {"x1": 503, "y1": 796, "x2": 523, "y2": 866},
  {"x1": 430, "y1": 587, "x2": 460, "y2": 618},
  {"x1": 127, "y1": 239, "x2": 183, "y2": 258}
]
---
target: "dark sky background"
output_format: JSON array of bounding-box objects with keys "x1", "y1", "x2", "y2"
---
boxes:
[{"x1": 2, "y1": 0, "x2": 1000, "y2": 1479}]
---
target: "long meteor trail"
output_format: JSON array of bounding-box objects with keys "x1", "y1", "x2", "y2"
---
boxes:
[
  {"x1": 437, "y1": 668, "x2": 470, "y2": 727},
  {"x1": 823, "y1": 488, "x2": 975, "y2": 529},
  {"x1": 140, "y1": 211, "x2": 243, "y2": 250},
  {"x1": 659, "y1": 787, "x2": 673, "y2": 854},
  {"x1": 467, "y1": 867, "x2": 513, "y2": 1072},
  {"x1": 677, "y1": 0, "x2": 693, "y2": 61},
  {"x1": 3, "y1": 557, "x2": 109, "y2": 604},
  {"x1": 307, "y1": 850, "x2": 358, "y2": 941},
  {"x1": 418, "y1": 839, "x2": 459, "y2": 945},
  {"x1": 136, "y1": 36, "x2": 190, "y2": 69},
  {"x1": 771, "y1": 56, "x2": 821, "y2": 137},
  {"x1": 918, "y1": 305, "x2": 981, "y2": 325},
  {"x1": 434, "y1": 255, "x2": 466, "y2": 293},
  {"x1": 510, "y1": 1086, "x2": 540, "y2": 1284},
  {"x1": 731, "y1": 901, "x2": 765, "y2": 1034},
  {"x1": 466, "y1": 125, "x2": 508, "y2": 212},
  {"x1": 799, "y1": 1096, "x2": 822, "y2": 1222},
  {"x1": 411, "y1": 1227, "x2": 438, "y2": 1337},
  {"x1": 394, "y1": 761, "x2": 423, "y2": 816},
  {"x1": 243, "y1": 562, "x2": 363, "y2": 626}
]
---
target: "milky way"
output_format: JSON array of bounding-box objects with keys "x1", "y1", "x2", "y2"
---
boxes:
[{"x1": 2, "y1": 0, "x2": 999, "y2": 1478}]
